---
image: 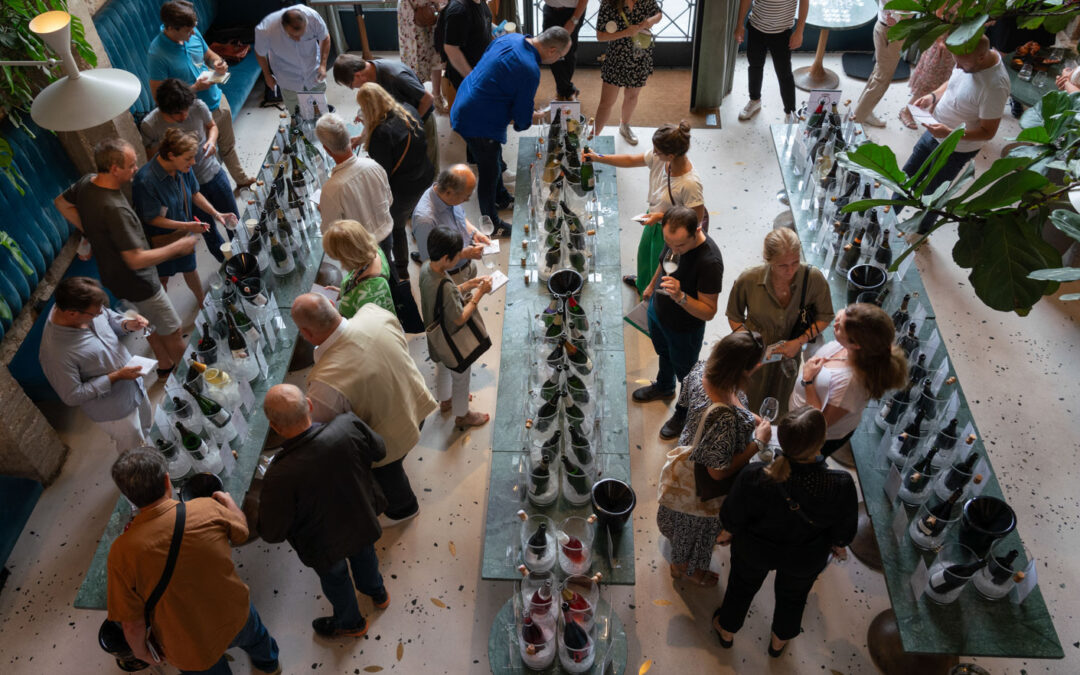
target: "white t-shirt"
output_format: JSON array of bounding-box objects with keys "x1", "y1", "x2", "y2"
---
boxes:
[
  {"x1": 789, "y1": 341, "x2": 869, "y2": 440},
  {"x1": 643, "y1": 150, "x2": 704, "y2": 214},
  {"x1": 319, "y1": 155, "x2": 394, "y2": 241},
  {"x1": 933, "y1": 56, "x2": 1011, "y2": 153}
]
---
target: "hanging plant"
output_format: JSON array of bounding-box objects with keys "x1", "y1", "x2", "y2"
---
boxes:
[{"x1": 0, "y1": 0, "x2": 97, "y2": 194}]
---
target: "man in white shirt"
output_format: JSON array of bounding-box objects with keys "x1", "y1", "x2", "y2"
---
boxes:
[
  {"x1": 254, "y1": 5, "x2": 331, "y2": 112},
  {"x1": 901, "y1": 35, "x2": 1009, "y2": 233},
  {"x1": 315, "y1": 113, "x2": 394, "y2": 261},
  {"x1": 291, "y1": 294, "x2": 437, "y2": 526}
]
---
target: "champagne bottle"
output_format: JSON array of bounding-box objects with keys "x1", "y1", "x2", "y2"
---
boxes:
[
  {"x1": 989, "y1": 549, "x2": 1020, "y2": 584},
  {"x1": 569, "y1": 431, "x2": 593, "y2": 466},
  {"x1": 569, "y1": 250, "x2": 587, "y2": 273},
  {"x1": 540, "y1": 431, "x2": 562, "y2": 455},
  {"x1": 531, "y1": 454, "x2": 552, "y2": 494},
  {"x1": 156, "y1": 436, "x2": 179, "y2": 460},
  {"x1": 896, "y1": 432, "x2": 919, "y2": 459},
  {"x1": 891, "y1": 294, "x2": 911, "y2": 330},
  {"x1": 896, "y1": 321, "x2": 919, "y2": 357},
  {"x1": 182, "y1": 382, "x2": 231, "y2": 428},
  {"x1": 904, "y1": 447, "x2": 939, "y2": 492},
  {"x1": 527, "y1": 522, "x2": 549, "y2": 557},
  {"x1": 269, "y1": 232, "x2": 295, "y2": 274},
  {"x1": 521, "y1": 613, "x2": 544, "y2": 647},
  {"x1": 874, "y1": 228, "x2": 892, "y2": 266},
  {"x1": 226, "y1": 312, "x2": 249, "y2": 360},
  {"x1": 838, "y1": 227, "x2": 865, "y2": 271},
  {"x1": 915, "y1": 487, "x2": 963, "y2": 537},
  {"x1": 312, "y1": 99, "x2": 322, "y2": 119},
  {"x1": 943, "y1": 452, "x2": 979, "y2": 491},
  {"x1": 928, "y1": 558, "x2": 988, "y2": 595},
  {"x1": 156, "y1": 437, "x2": 192, "y2": 477},
  {"x1": 564, "y1": 339, "x2": 592, "y2": 374},
  {"x1": 828, "y1": 101, "x2": 842, "y2": 128},
  {"x1": 562, "y1": 604, "x2": 590, "y2": 655},
  {"x1": 546, "y1": 341, "x2": 564, "y2": 365},
  {"x1": 882, "y1": 383, "x2": 912, "y2": 425},
  {"x1": 175, "y1": 421, "x2": 205, "y2": 457},
  {"x1": 530, "y1": 579, "x2": 553, "y2": 615},
  {"x1": 916, "y1": 377, "x2": 940, "y2": 418},
  {"x1": 213, "y1": 311, "x2": 229, "y2": 340},
  {"x1": 934, "y1": 418, "x2": 960, "y2": 450},
  {"x1": 566, "y1": 374, "x2": 589, "y2": 404},
  {"x1": 172, "y1": 396, "x2": 191, "y2": 419},
  {"x1": 197, "y1": 322, "x2": 218, "y2": 364},
  {"x1": 541, "y1": 367, "x2": 564, "y2": 402},
  {"x1": 561, "y1": 534, "x2": 585, "y2": 563},
  {"x1": 580, "y1": 145, "x2": 595, "y2": 192},
  {"x1": 807, "y1": 100, "x2": 825, "y2": 129},
  {"x1": 908, "y1": 352, "x2": 927, "y2": 384},
  {"x1": 564, "y1": 402, "x2": 586, "y2": 426},
  {"x1": 560, "y1": 456, "x2": 590, "y2": 495}
]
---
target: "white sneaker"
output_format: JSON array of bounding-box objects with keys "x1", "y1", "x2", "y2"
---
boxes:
[
  {"x1": 619, "y1": 123, "x2": 638, "y2": 145},
  {"x1": 862, "y1": 112, "x2": 886, "y2": 128},
  {"x1": 738, "y1": 99, "x2": 762, "y2": 121},
  {"x1": 784, "y1": 111, "x2": 798, "y2": 125}
]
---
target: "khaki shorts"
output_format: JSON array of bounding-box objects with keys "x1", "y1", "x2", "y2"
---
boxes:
[{"x1": 131, "y1": 286, "x2": 182, "y2": 336}]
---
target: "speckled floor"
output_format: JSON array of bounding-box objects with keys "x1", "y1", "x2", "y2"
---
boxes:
[{"x1": 2, "y1": 52, "x2": 1078, "y2": 675}]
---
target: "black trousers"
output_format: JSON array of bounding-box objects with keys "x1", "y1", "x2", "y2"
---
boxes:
[
  {"x1": 371, "y1": 456, "x2": 418, "y2": 519},
  {"x1": 746, "y1": 25, "x2": 796, "y2": 113},
  {"x1": 714, "y1": 544, "x2": 826, "y2": 640},
  {"x1": 543, "y1": 5, "x2": 584, "y2": 98}
]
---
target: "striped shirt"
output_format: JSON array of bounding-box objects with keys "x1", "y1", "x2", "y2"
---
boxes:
[{"x1": 749, "y1": 0, "x2": 798, "y2": 34}]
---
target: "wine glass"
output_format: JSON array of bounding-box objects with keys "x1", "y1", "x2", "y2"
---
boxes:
[
  {"x1": 759, "y1": 397, "x2": 779, "y2": 422},
  {"x1": 478, "y1": 215, "x2": 495, "y2": 237},
  {"x1": 114, "y1": 299, "x2": 154, "y2": 338},
  {"x1": 780, "y1": 357, "x2": 800, "y2": 379},
  {"x1": 658, "y1": 250, "x2": 680, "y2": 295}
]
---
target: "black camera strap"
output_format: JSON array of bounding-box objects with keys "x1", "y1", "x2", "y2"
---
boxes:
[{"x1": 144, "y1": 502, "x2": 186, "y2": 628}]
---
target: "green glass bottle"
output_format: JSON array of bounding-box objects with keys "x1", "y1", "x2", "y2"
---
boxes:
[
  {"x1": 560, "y1": 456, "x2": 590, "y2": 495},
  {"x1": 182, "y1": 382, "x2": 232, "y2": 428},
  {"x1": 531, "y1": 454, "x2": 552, "y2": 494}
]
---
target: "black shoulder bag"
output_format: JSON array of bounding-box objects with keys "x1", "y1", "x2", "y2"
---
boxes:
[
  {"x1": 99, "y1": 502, "x2": 186, "y2": 670},
  {"x1": 787, "y1": 265, "x2": 819, "y2": 343}
]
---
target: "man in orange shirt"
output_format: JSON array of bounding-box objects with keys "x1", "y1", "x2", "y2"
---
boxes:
[{"x1": 106, "y1": 448, "x2": 281, "y2": 674}]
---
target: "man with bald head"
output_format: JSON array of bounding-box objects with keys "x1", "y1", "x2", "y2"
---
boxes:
[
  {"x1": 259, "y1": 384, "x2": 388, "y2": 638},
  {"x1": 409, "y1": 164, "x2": 491, "y2": 283},
  {"x1": 291, "y1": 294, "x2": 437, "y2": 526},
  {"x1": 900, "y1": 34, "x2": 1009, "y2": 233}
]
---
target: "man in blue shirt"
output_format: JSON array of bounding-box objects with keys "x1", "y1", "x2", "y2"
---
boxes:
[
  {"x1": 451, "y1": 28, "x2": 571, "y2": 236},
  {"x1": 147, "y1": 1, "x2": 254, "y2": 188},
  {"x1": 410, "y1": 164, "x2": 492, "y2": 282}
]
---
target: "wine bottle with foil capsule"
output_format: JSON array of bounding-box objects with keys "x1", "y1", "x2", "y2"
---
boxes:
[
  {"x1": 928, "y1": 558, "x2": 987, "y2": 595},
  {"x1": 874, "y1": 229, "x2": 892, "y2": 266},
  {"x1": 891, "y1": 294, "x2": 911, "y2": 330},
  {"x1": 915, "y1": 487, "x2": 963, "y2": 538},
  {"x1": 903, "y1": 446, "x2": 938, "y2": 493},
  {"x1": 896, "y1": 321, "x2": 919, "y2": 358},
  {"x1": 531, "y1": 454, "x2": 552, "y2": 495},
  {"x1": 182, "y1": 382, "x2": 231, "y2": 428}
]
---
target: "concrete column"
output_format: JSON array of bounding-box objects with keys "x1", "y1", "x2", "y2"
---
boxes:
[{"x1": 0, "y1": 366, "x2": 67, "y2": 484}]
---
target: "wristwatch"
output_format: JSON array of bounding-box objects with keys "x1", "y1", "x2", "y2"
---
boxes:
[
  {"x1": 801, "y1": 379, "x2": 815, "y2": 387},
  {"x1": 677, "y1": 293, "x2": 688, "y2": 307}
]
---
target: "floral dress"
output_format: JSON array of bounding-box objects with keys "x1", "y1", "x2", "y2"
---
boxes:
[
  {"x1": 337, "y1": 249, "x2": 396, "y2": 318},
  {"x1": 398, "y1": 0, "x2": 443, "y2": 83},
  {"x1": 656, "y1": 361, "x2": 756, "y2": 575},
  {"x1": 598, "y1": 0, "x2": 661, "y2": 88},
  {"x1": 909, "y1": 38, "x2": 955, "y2": 98}
]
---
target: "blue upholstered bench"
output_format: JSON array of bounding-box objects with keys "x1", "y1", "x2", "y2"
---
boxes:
[{"x1": 0, "y1": 475, "x2": 43, "y2": 594}]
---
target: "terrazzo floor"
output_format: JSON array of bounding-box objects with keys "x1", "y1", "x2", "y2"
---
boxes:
[{"x1": 1, "y1": 51, "x2": 1078, "y2": 675}]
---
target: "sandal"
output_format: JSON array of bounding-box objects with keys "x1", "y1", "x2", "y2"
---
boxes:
[
  {"x1": 433, "y1": 95, "x2": 449, "y2": 115},
  {"x1": 455, "y1": 410, "x2": 489, "y2": 430},
  {"x1": 898, "y1": 107, "x2": 917, "y2": 130},
  {"x1": 622, "y1": 274, "x2": 638, "y2": 289},
  {"x1": 712, "y1": 609, "x2": 733, "y2": 648}
]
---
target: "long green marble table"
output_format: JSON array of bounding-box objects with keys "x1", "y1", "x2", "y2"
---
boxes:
[
  {"x1": 481, "y1": 135, "x2": 636, "y2": 585},
  {"x1": 770, "y1": 124, "x2": 1063, "y2": 660},
  {"x1": 74, "y1": 137, "x2": 328, "y2": 610}
]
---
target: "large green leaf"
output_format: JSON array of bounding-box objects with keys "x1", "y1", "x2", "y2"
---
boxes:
[
  {"x1": 883, "y1": 0, "x2": 923, "y2": 10},
  {"x1": 907, "y1": 128, "x2": 964, "y2": 195},
  {"x1": 1028, "y1": 267, "x2": 1080, "y2": 281},
  {"x1": 839, "y1": 198, "x2": 911, "y2": 214},
  {"x1": 950, "y1": 156, "x2": 1032, "y2": 204},
  {"x1": 961, "y1": 170, "x2": 1048, "y2": 212},
  {"x1": 952, "y1": 219, "x2": 982, "y2": 268},
  {"x1": 966, "y1": 216, "x2": 1063, "y2": 315},
  {"x1": 1049, "y1": 208, "x2": 1080, "y2": 243},
  {"x1": 1043, "y1": 13, "x2": 1074, "y2": 34},
  {"x1": 1016, "y1": 127, "x2": 1051, "y2": 144},
  {"x1": 838, "y1": 144, "x2": 908, "y2": 193},
  {"x1": 946, "y1": 14, "x2": 989, "y2": 53}
]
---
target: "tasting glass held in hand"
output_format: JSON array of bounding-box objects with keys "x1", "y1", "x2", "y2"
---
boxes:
[
  {"x1": 479, "y1": 215, "x2": 495, "y2": 237},
  {"x1": 657, "y1": 250, "x2": 680, "y2": 296},
  {"x1": 758, "y1": 397, "x2": 780, "y2": 423}
]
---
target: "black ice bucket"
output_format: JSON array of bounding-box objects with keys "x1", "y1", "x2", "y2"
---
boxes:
[
  {"x1": 959, "y1": 497, "x2": 1017, "y2": 557},
  {"x1": 98, "y1": 620, "x2": 149, "y2": 671},
  {"x1": 846, "y1": 264, "x2": 887, "y2": 306},
  {"x1": 180, "y1": 472, "x2": 224, "y2": 502},
  {"x1": 223, "y1": 252, "x2": 258, "y2": 282},
  {"x1": 547, "y1": 268, "x2": 583, "y2": 299},
  {"x1": 591, "y1": 478, "x2": 636, "y2": 530}
]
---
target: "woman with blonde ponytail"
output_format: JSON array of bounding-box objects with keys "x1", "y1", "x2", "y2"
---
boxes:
[
  {"x1": 712, "y1": 407, "x2": 857, "y2": 657},
  {"x1": 789, "y1": 302, "x2": 907, "y2": 457}
]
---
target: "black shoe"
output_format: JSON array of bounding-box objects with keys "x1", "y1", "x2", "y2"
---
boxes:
[
  {"x1": 495, "y1": 194, "x2": 514, "y2": 210},
  {"x1": 660, "y1": 406, "x2": 687, "y2": 440},
  {"x1": 410, "y1": 251, "x2": 422, "y2": 264},
  {"x1": 312, "y1": 616, "x2": 367, "y2": 638},
  {"x1": 622, "y1": 274, "x2": 638, "y2": 289},
  {"x1": 371, "y1": 587, "x2": 390, "y2": 609},
  {"x1": 492, "y1": 221, "x2": 512, "y2": 238},
  {"x1": 712, "y1": 609, "x2": 733, "y2": 648},
  {"x1": 632, "y1": 383, "x2": 675, "y2": 403},
  {"x1": 767, "y1": 636, "x2": 788, "y2": 657}
]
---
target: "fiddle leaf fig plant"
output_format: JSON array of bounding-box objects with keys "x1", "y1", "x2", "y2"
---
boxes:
[
  {"x1": 884, "y1": 0, "x2": 1080, "y2": 54},
  {"x1": 836, "y1": 88, "x2": 1080, "y2": 315}
]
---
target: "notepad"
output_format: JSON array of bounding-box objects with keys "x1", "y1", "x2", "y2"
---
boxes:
[
  {"x1": 482, "y1": 240, "x2": 501, "y2": 256},
  {"x1": 906, "y1": 104, "x2": 936, "y2": 126},
  {"x1": 623, "y1": 300, "x2": 650, "y2": 337},
  {"x1": 124, "y1": 355, "x2": 158, "y2": 376},
  {"x1": 488, "y1": 270, "x2": 509, "y2": 293}
]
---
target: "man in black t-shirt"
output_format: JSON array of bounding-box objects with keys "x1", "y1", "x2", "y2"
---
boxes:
[
  {"x1": 635, "y1": 206, "x2": 725, "y2": 439},
  {"x1": 442, "y1": 0, "x2": 494, "y2": 90}
]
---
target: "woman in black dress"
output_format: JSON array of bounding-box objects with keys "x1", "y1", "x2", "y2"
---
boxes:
[
  {"x1": 355, "y1": 82, "x2": 435, "y2": 281},
  {"x1": 595, "y1": 0, "x2": 663, "y2": 144},
  {"x1": 712, "y1": 406, "x2": 858, "y2": 657}
]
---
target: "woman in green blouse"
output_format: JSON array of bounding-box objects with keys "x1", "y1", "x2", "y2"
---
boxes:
[
  {"x1": 726, "y1": 228, "x2": 834, "y2": 418},
  {"x1": 322, "y1": 219, "x2": 396, "y2": 319}
]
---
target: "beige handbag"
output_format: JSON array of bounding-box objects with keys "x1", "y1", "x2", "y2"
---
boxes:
[{"x1": 656, "y1": 403, "x2": 726, "y2": 518}]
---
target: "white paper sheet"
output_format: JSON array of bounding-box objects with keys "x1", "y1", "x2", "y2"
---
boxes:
[
  {"x1": 482, "y1": 239, "x2": 501, "y2": 256},
  {"x1": 488, "y1": 270, "x2": 509, "y2": 293},
  {"x1": 907, "y1": 104, "x2": 937, "y2": 126},
  {"x1": 125, "y1": 355, "x2": 158, "y2": 376}
]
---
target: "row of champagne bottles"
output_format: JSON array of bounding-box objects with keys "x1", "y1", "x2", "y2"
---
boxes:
[
  {"x1": 539, "y1": 107, "x2": 596, "y2": 193},
  {"x1": 515, "y1": 567, "x2": 605, "y2": 672}
]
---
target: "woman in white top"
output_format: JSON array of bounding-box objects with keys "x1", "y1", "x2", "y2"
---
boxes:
[
  {"x1": 584, "y1": 121, "x2": 706, "y2": 297},
  {"x1": 789, "y1": 303, "x2": 907, "y2": 456}
]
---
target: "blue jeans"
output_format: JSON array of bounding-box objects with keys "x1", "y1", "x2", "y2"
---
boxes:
[
  {"x1": 179, "y1": 603, "x2": 279, "y2": 674},
  {"x1": 463, "y1": 136, "x2": 512, "y2": 228},
  {"x1": 647, "y1": 298, "x2": 706, "y2": 392},
  {"x1": 899, "y1": 131, "x2": 979, "y2": 233},
  {"x1": 314, "y1": 545, "x2": 385, "y2": 629},
  {"x1": 192, "y1": 169, "x2": 239, "y2": 262}
]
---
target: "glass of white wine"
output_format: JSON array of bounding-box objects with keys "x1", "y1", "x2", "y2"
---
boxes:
[
  {"x1": 478, "y1": 215, "x2": 495, "y2": 237},
  {"x1": 658, "y1": 250, "x2": 680, "y2": 295},
  {"x1": 115, "y1": 299, "x2": 154, "y2": 337},
  {"x1": 759, "y1": 397, "x2": 779, "y2": 422}
]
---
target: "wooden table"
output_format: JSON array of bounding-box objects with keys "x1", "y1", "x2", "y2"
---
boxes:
[
  {"x1": 768, "y1": 124, "x2": 1063, "y2": 671},
  {"x1": 794, "y1": 0, "x2": 878, "y2": 91}
]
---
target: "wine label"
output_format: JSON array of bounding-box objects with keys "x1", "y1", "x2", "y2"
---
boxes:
[
  {"x1": 208, "y1": 408, "x2": 231, "y2": 427},
  {"x1": 927, "y1": 568, "x2": 954, "y2": 594}
]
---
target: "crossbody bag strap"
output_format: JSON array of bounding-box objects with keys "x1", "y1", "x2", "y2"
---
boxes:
[
  {"x1": 390, "y1": 131, "x2": 412, "y2": 177},
  {"x1": 143, "y1": 501, "x2": 186, "y2": 627},
  {"x1": 775, "y1": 481, "x2": 819, "y2": 528},
  {"x1": 688, "y1": 402, "x2": 724, "y2": 450},
  {"x1": 432, "y1": 277, "x2": 448, "y2": 328},
  {"x1": 666, "y1": 165, "x2": 676, "y2": 206}
]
